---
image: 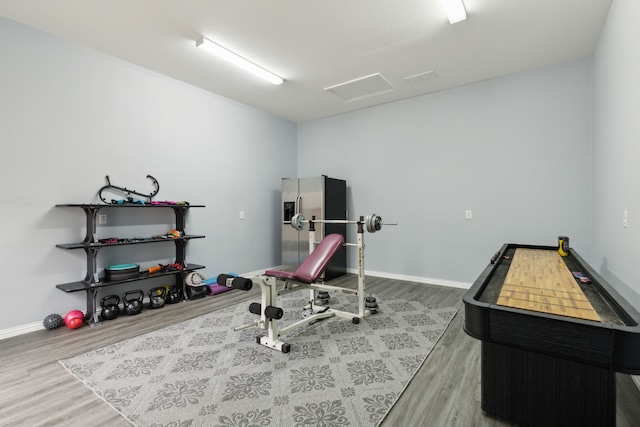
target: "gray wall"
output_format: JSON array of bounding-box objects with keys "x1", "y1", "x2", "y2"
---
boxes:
[
  {"x1": 0, "y1": 17, "x2": 297, "y2": 330},
  {"x1": 297, "y1": 58, "x2": 593, "y2": 284},
  {"x1": 592, "y1": 0, "x2": 640, "y2": 308}
]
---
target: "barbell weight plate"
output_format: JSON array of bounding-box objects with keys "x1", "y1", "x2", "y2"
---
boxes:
[
  {"x1": 290, "y1": 213, "x2": 306, "y2": 231},
  {"x1": 365, "y1": 214, "x2": 382, "y2": 233}
]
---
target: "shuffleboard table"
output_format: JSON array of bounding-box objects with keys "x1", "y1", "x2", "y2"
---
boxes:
[{"x1": 463, "y1": 243, "x2": 640, "y2": 427}]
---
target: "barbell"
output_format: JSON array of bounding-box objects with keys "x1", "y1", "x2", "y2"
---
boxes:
[{"x1": 288, "y1": 213, "x2": 396, "y2": 233}]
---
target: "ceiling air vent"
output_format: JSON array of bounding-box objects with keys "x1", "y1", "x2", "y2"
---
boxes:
[
  {"x1": 404, "y1": 70, "x2": 438, "y2": 85},
  {"x1": 324, "y1": 73, "x2": 396, "y2": 103}
]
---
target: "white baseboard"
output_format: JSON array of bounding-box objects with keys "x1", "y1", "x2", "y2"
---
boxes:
[
  {"x1": 354, "y1": 269, "x2": 471, "y2": 289},
  {"x1": 0, "y1": 321, "x2": 44, "y2": 340},
  {"x1": 228, "y1": 267, "x2": 473, "y2": 290}
]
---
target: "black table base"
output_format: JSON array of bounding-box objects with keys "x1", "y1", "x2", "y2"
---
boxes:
[{"x1": 481, "y1": 341, "x2": 615, "y2": 427}]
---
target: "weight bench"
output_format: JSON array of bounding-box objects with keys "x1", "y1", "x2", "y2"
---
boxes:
[{"x1": 217, "y1": 233, "x2": 375, "y2": 353}]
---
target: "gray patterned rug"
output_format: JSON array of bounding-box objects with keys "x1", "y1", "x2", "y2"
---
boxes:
[{"x1": 60, "y1": 293, "x2": 457, "y2": 427}]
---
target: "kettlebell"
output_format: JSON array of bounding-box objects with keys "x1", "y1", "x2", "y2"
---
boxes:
[
  {"x1": 165, "y1": 285, "x2": 182, "y2": 304},
  {"x1": 100, "y1": 295, "x2": 120, "y2": 321},
  {"x1": 123, "y1": 290, "x2": 144, "y2": 315},
  {"x1": 149, "y1": 286, "x2": 166, "y2": 309}
]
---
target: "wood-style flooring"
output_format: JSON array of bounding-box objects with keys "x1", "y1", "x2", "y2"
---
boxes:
[{"x1": 1, "y1": 275, "x2": 638, "y2": 426}]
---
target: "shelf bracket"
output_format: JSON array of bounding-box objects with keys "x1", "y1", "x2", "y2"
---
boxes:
[
  {"x1": 83, "y1": 246, "x2": 100, "y2": 284},
  {"x1": 85, "y1": 287, "x2": 100, "y2": 325},
  {"x1": 174, "y1": 239, "x2": 188, "y2": 266},
  {"x1": 81, "y1": 205, "x2": 101, "y2": 243},
  {"x1": 172, "y1": 205, "x2": 189, "y2": 233}
]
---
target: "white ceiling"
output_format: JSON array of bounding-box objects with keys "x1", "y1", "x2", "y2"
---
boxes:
[{"x1": 0, "y1": 0, "x2": 613, "y2": 123}]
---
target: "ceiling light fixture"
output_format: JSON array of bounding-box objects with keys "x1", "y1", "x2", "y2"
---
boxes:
[
  {"x1": 196, "y1": 36, "x2": 284, "y2": 86},
  {"x1": 440, "y1": 0, "x2": 467, "y2": 24}
]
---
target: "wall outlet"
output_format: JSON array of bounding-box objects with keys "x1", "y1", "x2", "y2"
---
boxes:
[
  {"x1": 623, "y1": 210, "x2": 628, "y2": 228},
  {"x1": 98, "y1": 214, "x2": 107, "y2": 224},
  {"x1": 465, "y1": 210, "x2": 473, "y2": 220},
  {"x1": 240, "y1": 211, "x2": 245, "y2": 220}
]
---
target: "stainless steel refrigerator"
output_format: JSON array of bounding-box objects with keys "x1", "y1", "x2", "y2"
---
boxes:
[{"x1": 281, "y1": 176, "x2": 347, "y2": 280}]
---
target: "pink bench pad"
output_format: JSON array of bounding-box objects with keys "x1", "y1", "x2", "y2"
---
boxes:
[{"x1": 265, "y1": 233, "x2": 344, "y2": 284}]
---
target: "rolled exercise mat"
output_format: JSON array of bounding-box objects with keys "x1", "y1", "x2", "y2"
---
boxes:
[
  {"x1": 203, "y1": 276, "x2": 233, "y2": 293},
  {"x1": 204, "y1": 277, "x2": 232, "y2": 296}
]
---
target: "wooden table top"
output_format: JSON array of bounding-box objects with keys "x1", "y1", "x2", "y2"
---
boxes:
[{"x1": 497, "y1": 248, "x2": 600, "y2": 322}]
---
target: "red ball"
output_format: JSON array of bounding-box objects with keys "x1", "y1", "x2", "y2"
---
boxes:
[{"x1": 64, "y1": 310, "x2": 85, "y2": 329}]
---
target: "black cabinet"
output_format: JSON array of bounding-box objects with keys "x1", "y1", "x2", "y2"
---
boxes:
[{"x1": 55, "y1": 203, "x2": 205, "y2": 324}]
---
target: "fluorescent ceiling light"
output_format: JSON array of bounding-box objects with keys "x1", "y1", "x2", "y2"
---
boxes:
[
  {"x1": 440, "y1": 0, "x2": 467, "y2": 24},
  {"x1": 196, "y1": 36, "x2": 284, "y2": 86}
]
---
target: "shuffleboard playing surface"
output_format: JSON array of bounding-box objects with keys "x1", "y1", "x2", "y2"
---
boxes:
[{"x1": 497, "y1": 248, "x2": 600, "y2": 322}]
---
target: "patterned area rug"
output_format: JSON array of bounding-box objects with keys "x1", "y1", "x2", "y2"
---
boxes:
[{"x1": 60, "y1": 293, "x2": 457, "y2": 427}]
